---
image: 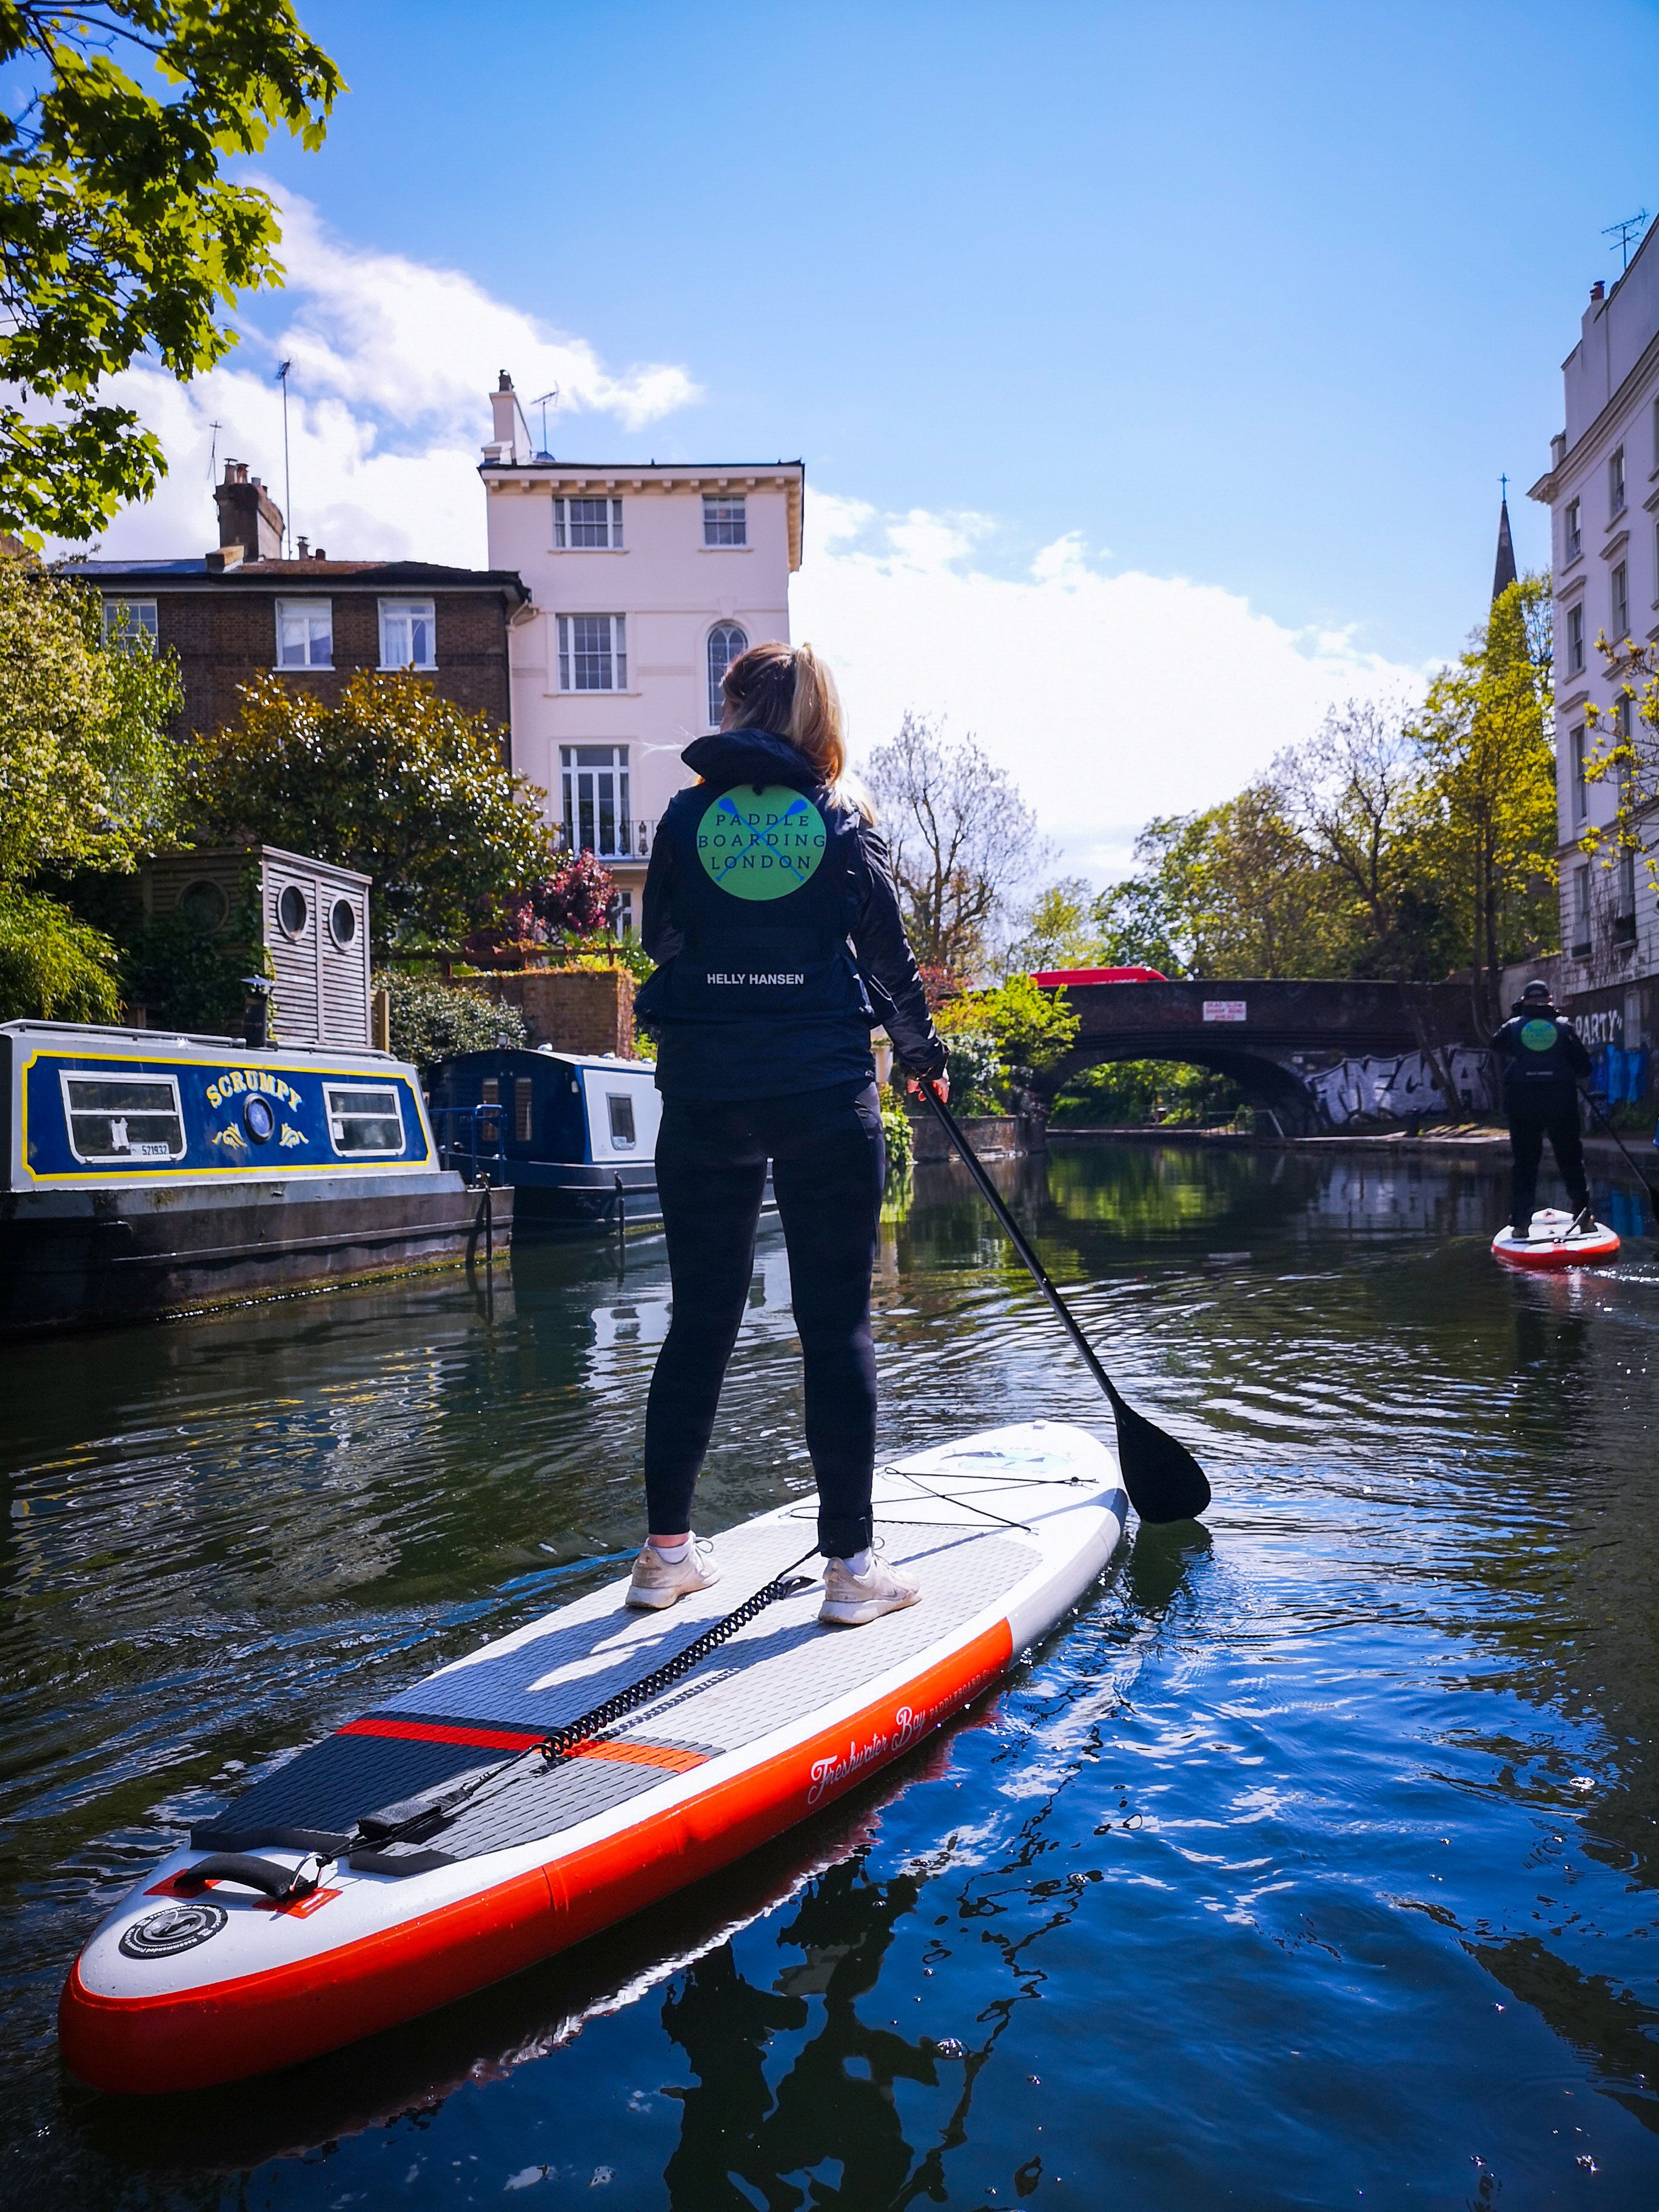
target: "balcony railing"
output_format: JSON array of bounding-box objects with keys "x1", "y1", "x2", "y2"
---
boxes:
[{"x1": 557, "y1": 816, "x2": 657, "y2": 863}]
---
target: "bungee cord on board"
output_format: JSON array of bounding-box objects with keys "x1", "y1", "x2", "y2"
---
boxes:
[
  {"x1": 199, "y1": 1544, "x2": 826, "y2": 1903},
  {"x1": 182, "y1": 1461, "x2": 1114, "y2": 1908}
]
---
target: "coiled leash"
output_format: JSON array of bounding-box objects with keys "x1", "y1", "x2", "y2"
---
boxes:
[{"x1": 187, "y1": 1544, "x2": 823, "y2": 1903}]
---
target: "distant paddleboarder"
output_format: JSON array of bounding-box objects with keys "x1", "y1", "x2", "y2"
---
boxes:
[
  {"x1": 632, "y1": 642, "x2": 948, "y2": 1626},
  {"x1": 1491, "y1": 979, "x2": 1594, "y2": 1239}
]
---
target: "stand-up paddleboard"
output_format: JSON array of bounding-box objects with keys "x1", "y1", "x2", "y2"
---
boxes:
[
  {"x1": 60, "y1": 1419, "x2": 1126, "y2": 2096},
  {"x1": 1492, "y1": 1206, "x2": 1620, "y2": 1269}
]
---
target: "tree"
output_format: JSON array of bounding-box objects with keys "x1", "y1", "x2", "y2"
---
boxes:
[
  {"x1": 1273, "y1": 698, "x2": 1451, "y2": 979},
  {"x1": 1090, "y1": 864, "x2": 1187, "y2": 977},
  {"x1": 1, "y1": 1, "x2": 343, "y2": 543},
  {"x1": 1410, "y1": 576, "x2": 1558, "y2": 1028},
  {"x1": 932, "y1": 974, "x2": 1079, "y2": 1113},
  {"x1": 0, "y1": 881, "x2": 120, "y2": 1017},
  {"x1": 375, "y1": 970, "x2": 528, "y2": 1074},
  {"x1": 862, "y1": 711, "x2": 1047, "y2": 977},
  {"x1": 0, "y1": 557, "x2": 184, "y2": 878},
  {"x1": 0, "y1": 554, "x2": 184, "y2": 1019},
  {"x1": 187, "y1": 672, "x2": 556, "y2": 955},
  {"x1": 1005, "y1": 877, "x2": 1101, "y2": 974},
  {"x1": 461, "y1": 850, "x2": 616, "y2": 967},
  {"x1": 1103, "y1": 790, "x2": 1335, "y2": 979}
]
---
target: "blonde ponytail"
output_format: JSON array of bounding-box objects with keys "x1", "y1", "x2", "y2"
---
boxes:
[{"x1": 720, "y1": 640, "x2": 874, "y2": 819}]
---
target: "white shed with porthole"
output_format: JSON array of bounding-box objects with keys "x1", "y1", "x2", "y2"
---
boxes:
[{"x1": 140, "y1": 844, "x2": 373, "y2": 1050}]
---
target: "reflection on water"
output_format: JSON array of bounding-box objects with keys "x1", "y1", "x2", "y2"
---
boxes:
[{"x1": 5, "y1": 1138, "x2": 1659, "y2": 2205}]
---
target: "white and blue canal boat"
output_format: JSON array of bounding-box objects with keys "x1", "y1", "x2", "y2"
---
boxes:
[
  {"x1": 0, "y1": 1021, "x2": 509, "y2": 1334},
  {"x1": 428, "y1": 1048, "x2": 662, "y2": 1231}
]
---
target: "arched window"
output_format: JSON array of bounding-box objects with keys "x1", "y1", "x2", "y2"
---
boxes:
[{"x1": 707, "y1": 624, "x2": 748, "y2": 726}]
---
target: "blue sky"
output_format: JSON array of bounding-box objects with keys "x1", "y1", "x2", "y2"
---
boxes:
[
  {"x1": 78, "y1": 1, "x2": 1659, "y2": 874},
  {"x1": 241, "y1": 0, "x2": 1659, "y2": 661}
]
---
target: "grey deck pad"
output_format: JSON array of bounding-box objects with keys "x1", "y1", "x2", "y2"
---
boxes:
[{"x1": 198, "y1": 1517, "x2": 1037, "y2": 1867}]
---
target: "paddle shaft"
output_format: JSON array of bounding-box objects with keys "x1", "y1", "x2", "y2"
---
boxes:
[
  {"x1": 1580, "y1": 1085, "x2": 1659, "y2": 1201},
  {"x1": 914, "y1": 1081, "x2": 1125, "y2": 1414}
]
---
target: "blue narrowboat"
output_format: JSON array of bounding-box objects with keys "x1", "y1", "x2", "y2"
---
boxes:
[
  {"x1": 0, "y1": 1021, "x2": 510, "y2": 1333},
  {"x1": 428, "y1": 1048, "x2": 663, "y2": 1229}
]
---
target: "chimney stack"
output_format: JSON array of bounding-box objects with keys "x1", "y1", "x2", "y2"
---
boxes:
[
  {"x1": 213, "y1": 457, "x2": 284, "y2": 561},
  {"x1": 489, "y1": 370, "x2": 525, "y2": 461},
  {"x1": 1591, "y1": 280, "x2": 1606, "y2": 303}
]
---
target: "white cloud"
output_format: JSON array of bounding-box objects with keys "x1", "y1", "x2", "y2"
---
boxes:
[
  {"x1": 52, "y1": 184, "x2": 699, "y2": 568},
  {"x1": 795, "y1": 494, "x2": 1428, "y2": 883},
  {"x1": 59, "y1": 197, "x2": 1425, "y2": 885}
]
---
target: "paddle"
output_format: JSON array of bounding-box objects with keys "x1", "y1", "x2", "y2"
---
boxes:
[
  {"x1": 1580, "y1": 1086, "x2": 1659, "y2": 1206},
  {"x1": 912, "y1": 1079, "x2": 1210, "y2": 1524}
]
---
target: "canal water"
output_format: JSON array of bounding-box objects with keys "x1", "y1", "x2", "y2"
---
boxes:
[{"x1": 4, "y1": 1140, "x2": 1659, "y2": 2209}]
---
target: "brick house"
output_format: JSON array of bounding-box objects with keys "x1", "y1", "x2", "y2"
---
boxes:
[{"x1": 75, "y1": 461, "x2": 532, "y2": 762}]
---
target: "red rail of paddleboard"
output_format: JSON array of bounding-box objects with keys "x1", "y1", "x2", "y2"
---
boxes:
[{"x1": 59, "y1": 1620, "x2": 1014, "y2": 2095}]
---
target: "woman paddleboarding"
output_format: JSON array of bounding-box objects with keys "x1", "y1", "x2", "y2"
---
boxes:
[
  {"x1": 632, "y1": 642, "x2": 948, "y2": 1627},
  {"x1": 1490, "y1": 978, "x2": 1594, "y2": 1241}
]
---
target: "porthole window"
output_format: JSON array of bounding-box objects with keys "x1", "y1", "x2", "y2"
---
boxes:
[
  {"x1": 178, "y1": 879, "x2": 228, "y2": 932},
  {"x1": 329, "y1": 897, "x2": 358, "y2": 948},
  {"x1": 278, "y1": 885, "x2": 309, "y2": 937},
  {"x1": 243, "y1": 1094, "x2": 276, "y2": 1144}
]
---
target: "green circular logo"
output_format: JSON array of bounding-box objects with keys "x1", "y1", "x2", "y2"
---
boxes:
[
  {"x1": 1520, "y1": 1018, "x2": 1558, "y2": 1052},
  {"x1": 696, "y1": 785, "x2": 827, "y2": 900}
]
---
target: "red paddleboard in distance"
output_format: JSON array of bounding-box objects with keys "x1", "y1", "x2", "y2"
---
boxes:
[{"x1": 1492, "y1": 1207, "x2": 1620, "y2": 1268}]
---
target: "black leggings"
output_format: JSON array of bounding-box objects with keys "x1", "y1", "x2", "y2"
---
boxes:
[
  {"x1": 1509, "y1": 1101, "x2": 1589, "y2": 1228},
  {"x1": 644, "y1": 1082, "x2": 885, "y2": 1558}
]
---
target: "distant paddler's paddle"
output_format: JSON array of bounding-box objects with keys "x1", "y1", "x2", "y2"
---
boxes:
[
  {"x1": 913, "y1": 1079, "x2": 1210, "y2": 1524},
  {"x1": 1580, "y1": 1086, "x2": 1659, "y2": 1206}
]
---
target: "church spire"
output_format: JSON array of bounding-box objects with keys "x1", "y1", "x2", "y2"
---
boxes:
[{"x1": 1492, "y1": 478, "x2": 1518, "y2": 601}]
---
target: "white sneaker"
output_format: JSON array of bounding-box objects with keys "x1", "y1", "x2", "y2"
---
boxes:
[
  {"x1": 818, "y1": 1553, "x2": 921, "y2": 1627},
  {"x1": 626, "y1": 1537, "x2": 720, "y2": 1610}
]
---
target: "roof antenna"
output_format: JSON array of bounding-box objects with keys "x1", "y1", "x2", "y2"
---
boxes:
[
  {"x1": 532, "y1": 386, "x2": 559, "y2": 463},
  {"x1": 276, "y1": 360, "x2": 293, "y2": 555},
  {"x1": 207, "y1": 420, "x2": 223, "y2": 480},
  {"x1": 1603, "y1": 210, "x2": 1649, "y2": 273}
]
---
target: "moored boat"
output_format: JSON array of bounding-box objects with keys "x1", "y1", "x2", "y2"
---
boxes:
[
  {"x1": 429, "y1": 1047, "x2": 662, "y2": 1230},
  {"x1": 0, "y1": 1020, "x2": 509, "y2": 1333}
]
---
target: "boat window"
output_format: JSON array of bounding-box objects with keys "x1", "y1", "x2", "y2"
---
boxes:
[
  {"x1": 277, "y1": 884, "x2": 309, "y2": 937},
  {"x1": 515, "y1": 1078, "x2": 534, "y2": 1143},
  {"x1": 324, "y1": 1084, "x2": 404, "y2": 1156},
  {"x1": 328, "y1": 897, "x2": 358, "y2": 948},
  {"x1": 607, "y1": 1093, "x2": 637, "y2": 1148},
  {"x1": 60, "y1": 1073, "x2": 186, "y2": 1164}
]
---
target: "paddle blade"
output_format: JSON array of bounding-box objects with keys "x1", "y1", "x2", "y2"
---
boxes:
[{"x1": 1105, "y1": 1384, "x2": 1211, "y2": 1524}]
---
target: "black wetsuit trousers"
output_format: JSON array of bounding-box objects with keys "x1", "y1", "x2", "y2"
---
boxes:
[
  {"x1": 1508, "y1": 1096, "x2": 1590, "y2": 1229},
  {"x1": 643, "y1": 1081, "x2": 886, "y2": 1558}
]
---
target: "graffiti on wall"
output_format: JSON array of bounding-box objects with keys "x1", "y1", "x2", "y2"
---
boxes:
[{"x1": 1307, "y1": 1048, "x2": 1501, "y2": 1127}]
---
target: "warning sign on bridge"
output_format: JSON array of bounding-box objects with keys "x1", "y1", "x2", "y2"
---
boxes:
[{"x1": 1202, "y1": 1000, "x2": 1247, "y2": 1023}]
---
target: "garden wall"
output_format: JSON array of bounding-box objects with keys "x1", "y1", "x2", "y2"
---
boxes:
[
  {"x1": 907, "y1": 1108, "x2": 1047, "y2": 1164},
  {"x1": 471, "y1": 967, "x2": 636, "y2": 1058}
]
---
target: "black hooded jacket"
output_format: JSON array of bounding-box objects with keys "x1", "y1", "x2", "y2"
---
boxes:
[
  {"x1": 638, "y1": 729, "x2": 946, "y2": 1101},
  {"x1": 1489, "y1": 997, "x2": 1591, "y2": 1112}
]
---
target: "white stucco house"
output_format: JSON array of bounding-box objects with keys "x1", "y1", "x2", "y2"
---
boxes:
[
  {"x1": 480, "y1": 374, "x2": 805, "y2": 934},
  {"x1": 1529, "y1": 219, "x2": 1659, "y2": 1014}
]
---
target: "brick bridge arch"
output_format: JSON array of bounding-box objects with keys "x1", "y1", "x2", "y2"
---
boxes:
[{"x1": 1035, "y1": 978, "x2": 1484, "y2": 1132}]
